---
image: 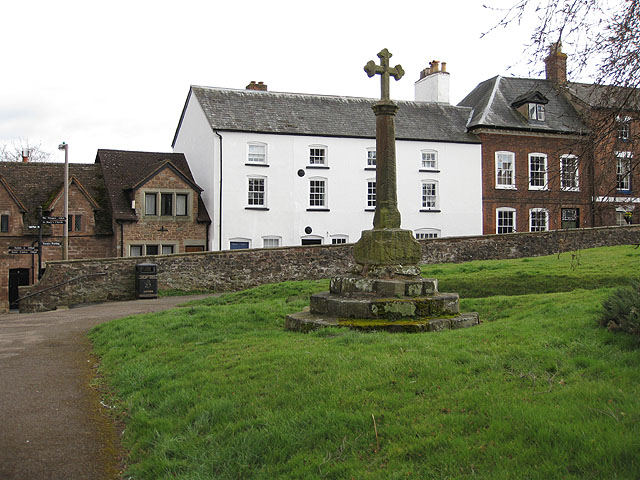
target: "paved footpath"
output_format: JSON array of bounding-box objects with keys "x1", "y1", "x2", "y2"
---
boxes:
[{"x1": 0, "y1": 295, "x2": 214, "y2": 480}]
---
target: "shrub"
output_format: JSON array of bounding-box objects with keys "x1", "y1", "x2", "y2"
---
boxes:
[{"x1": 600, "y1": 281, "x2": 640, "y2": 336}]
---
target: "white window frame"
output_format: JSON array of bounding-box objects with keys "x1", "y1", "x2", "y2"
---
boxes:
[
  {"x1": 495, "y1": 151, "x2": 516, "y2": 189},
  {"x1": 560, "y1": 155, "x2": 580, "y2": 191},
  {"x1": 528, "y1": 153, "x2": 548, "y2": 190},
  {"x1": 420, "y1": 149, "x2": 438, "y2": 170},
  {"x1": 308, "y1": 177, "x2": 327, "y2": 208},
  {"x1": 309, "y1": 145, "x2": 328, "y2": 166},
  {"x1": 528, "y1": 103, "x2": 545, "y2": 121},
  {"x1": 617, "y1": 116, "x2": 631, "y2": 141},
  {"x1": 616, "y1": 151, "x2": 632, "y2": 191},
  {"x1": 496, "y1": 207, "x2": 516, "y2": 234},
  {"x1": 331, "y1": 234, "x2": 349, "y2": 244},
  {"x1": 415, "y1": 228, "x2": 441, "y2": 239},
  {"x1": 529, "y1": 208, "x2": 549, "y2": 232},
  {"x1": 247, "y1": 175, "x2": 267, "y2": 207},
  {"x1": 421, "y1": 180, "x2": 438, "y2": 210},
  {"x1": 262, "y1": 236, "x2": 281, "y2": 248},
  {"x1": 247, "y1": 142, "x2": 268, "y2": 164},
  {"x1": 366, "y1": 178, "x2": 376, "y2": 208},
  {"x1": 366, "y1": 148, "x2": 376, "y2": 167}
]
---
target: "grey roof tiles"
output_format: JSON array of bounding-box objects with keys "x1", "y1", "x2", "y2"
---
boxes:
[{"x1": 180, "y1": 86, "x2": 480, "y2": 144}]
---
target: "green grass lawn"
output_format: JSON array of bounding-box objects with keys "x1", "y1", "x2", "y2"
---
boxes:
[{"x1": 89, "y1": 246, "x2": 640, "y2": 479}]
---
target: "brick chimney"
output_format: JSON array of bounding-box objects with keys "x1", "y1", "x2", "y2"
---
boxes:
[
  {"x1": 414, "y1": 60, "x2": 450, "y2": 103},
  {"x1": 21, "y1": 149, "x2": 30, "y2": 162},
  {"x1": 246, "y1": 81, "x2": 268, "y2": 91},
  {"x1": 545, "y1": 42, "x2": 567, "y2": 84}
]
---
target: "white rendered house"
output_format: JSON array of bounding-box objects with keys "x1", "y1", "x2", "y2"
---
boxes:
[{"x1": 172, "y1": 64, "x2": 482, "y2": 250}]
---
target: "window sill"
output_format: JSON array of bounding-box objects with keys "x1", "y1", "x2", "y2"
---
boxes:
[
  {"x1": 364, "y1": 167, "x2": 376, "y2": 171},
  {"x1": 307, "y1": 208, "x2": 330, "y2": 212},
  {"x1": 496, "y1": 185, "x2": 517, "y2": 190},
  {"x1": 245, "y1": 162, "x2": 269, "y2": 167},
  {"x1": 245, "y1": 207, "x2": 270, "y2": 211},
  {"x1": 306, "y1": 165, "x2": 329, "y2": 169},
  {"x1": 420, "y1": 209, "x2": 441, "y2": 213},
  {"x1": 528, "y1": 187, "x2": 549, "y2": 191},
  {"x1": 419, "y1": 169, "x2": 440, "y2": 173},
  {"x1": 616, "y1": 190, "x2": 632, "y2": 195},
  {"x1": 560, "y1": 188, "x2": 580, "y2": 192}
]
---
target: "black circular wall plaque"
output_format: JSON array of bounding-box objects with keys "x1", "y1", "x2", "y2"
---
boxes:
[
  {"x1": 304, "y1": 226, "x2": 312, "y2": 234},
  {"x1": 297, "y1": 169, "x2": 305, "y2": 177}
]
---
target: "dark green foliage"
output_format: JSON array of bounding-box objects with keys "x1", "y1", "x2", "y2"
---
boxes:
[{"x1": 600, "y1": 281, "x2": 640, "y2": 336}]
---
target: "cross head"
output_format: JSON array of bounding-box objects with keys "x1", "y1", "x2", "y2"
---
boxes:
[{"x1": 364, "y1": 48, "x2": 405, "y2": 101}]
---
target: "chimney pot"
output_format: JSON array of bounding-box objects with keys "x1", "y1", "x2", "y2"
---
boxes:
[{"x1": 246, "y1": 81, "x2": 268, "y2": 91}]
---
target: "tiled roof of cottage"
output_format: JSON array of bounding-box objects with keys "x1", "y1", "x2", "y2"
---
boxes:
[
  {"x1": 0, "y1": 162, "x2": 112, "y2": 235},
  {"x1": 458, "y1": 76, "x2": 587, "y2": 134},
  {"x1": 95, "y1": 149, "x2": 210, "y2": 223},
  {"x1": 173, "y1": 86, "x2": 480, "y2": 145}
]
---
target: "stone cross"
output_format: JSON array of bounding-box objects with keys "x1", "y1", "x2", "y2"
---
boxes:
[
  {"x1": 364, "y1": 48, "x2": 405, "y2": 101},
  {"x1": 354, "y1": 48, "x2": 422, "y2": 273}
]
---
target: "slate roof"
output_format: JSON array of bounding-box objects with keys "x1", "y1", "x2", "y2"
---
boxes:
[
  {"x1": 458, "y1": 76, "x2": 587, "y2": 134},
  {"x1": 0, "y1": 162, "x2": 112, "y2": 235},
  {"x1": 173, "y1": 86, "x2": 480, "y2": 145},
  {"x1": 565, "y1": 82, "x2": 640, "y2": 111},
  {"x1": 95, "y1": 149, "x2": 211, "y2": 223}
]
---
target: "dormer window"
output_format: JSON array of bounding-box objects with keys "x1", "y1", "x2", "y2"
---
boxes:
[
  {"x1": 528, "y1": 103, "x2": 545, "y2": 121},
  {"x1": 511, "y1": 90, "x2": 549, "y2": 123}
]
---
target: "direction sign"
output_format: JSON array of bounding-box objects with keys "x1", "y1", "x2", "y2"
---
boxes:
[
  {"x1": 42, "y1": 242, "x2": 62, "y2": 246},
  {"x1": 8, "y1": 246, "x2": 38, "y2": 254},
  {"x1": 42, "y1": 220, "x2": 66, "y2": 225},
  {"x1": 42, "y1": 216, "x2": 66, "y2": 221},
  {"x1": 28, "y1": 225, "x2": 40, "y2": 229}
]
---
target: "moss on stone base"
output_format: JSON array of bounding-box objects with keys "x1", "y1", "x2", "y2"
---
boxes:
[{"x1": 353, "y1": 228, "x2": 422, "y2": 266}]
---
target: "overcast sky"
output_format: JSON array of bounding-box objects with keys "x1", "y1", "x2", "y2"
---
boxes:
[{"x1": 1, "y1": 0, "x2": 553, "y2": 164}]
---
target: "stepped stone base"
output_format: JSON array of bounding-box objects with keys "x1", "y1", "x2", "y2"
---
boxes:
[
  {"x1": 285, "y1": 309, "x2": 480, "y2": 333},
  {"x1": 286, "y1": 273, "x2": 480, "y2": 334}
]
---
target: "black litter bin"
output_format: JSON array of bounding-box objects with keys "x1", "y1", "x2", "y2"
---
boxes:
[{"x1": 135, "y1": 263, "x2": 158, "y2": 299}]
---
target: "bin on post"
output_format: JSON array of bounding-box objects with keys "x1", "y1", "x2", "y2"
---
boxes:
[{"x1": 135, "y1": 263, "x2": 158, "y2": 299}]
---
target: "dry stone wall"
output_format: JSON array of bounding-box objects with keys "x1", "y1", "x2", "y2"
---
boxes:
[{"x1": 18, "y1": 225, "x2": 640, "y2": 313}]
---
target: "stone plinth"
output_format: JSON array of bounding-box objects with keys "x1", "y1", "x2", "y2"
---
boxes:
[{"x1": 285, "y1": 274, "x2": 480, "y2": 333}]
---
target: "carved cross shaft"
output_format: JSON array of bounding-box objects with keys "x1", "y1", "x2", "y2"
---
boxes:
[{"x1": 364, "y1": 48, "x2": 405, "y2": 101}]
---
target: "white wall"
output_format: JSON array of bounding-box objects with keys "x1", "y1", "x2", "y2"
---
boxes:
[
  {"x1": 172, "y1": 94, "x2": 219, "y2": 248},
  {"x1": 215, "y1": 133, "x2": 482, "y2": 249},
  {"x1": 174, "y1": 96, "x2": 483, "y2": 251}
]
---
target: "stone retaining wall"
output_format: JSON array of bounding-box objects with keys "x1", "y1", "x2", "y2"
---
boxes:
[{"x1": 18, "y1": 225, "x2": 640, "y2": 313}]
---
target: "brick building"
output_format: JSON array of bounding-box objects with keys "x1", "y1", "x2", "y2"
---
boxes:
[
  {"x1": 459, "y1": 44, "x2": 639, "y2": 233},
  {"x1": 0, "y1": 150, "x2": 210, "y2": 312}
]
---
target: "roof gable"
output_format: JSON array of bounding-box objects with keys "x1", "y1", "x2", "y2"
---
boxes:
[
  {"x1": 511, "y1": 90, "x2": 549, "y2": 108},
  {"x1": 46, "y1": 175, "x2": 102, "y2": 211},
  {"x1": 128, "y1": 160, "x2": 203, "y2": 193},
  {"x1": 0, "y1": 175, "x2": 28, "y2": 212},
  {"x1": 96, "y1": 149, "x2": 210, "y2": 223}
]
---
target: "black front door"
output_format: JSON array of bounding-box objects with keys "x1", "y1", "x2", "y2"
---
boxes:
[
  {"x1": 9, "y1": 268, "x2": 30, "y2": 309},
  {"x1": 561, "y1": 208, "x2": 580, "y2": 229}
]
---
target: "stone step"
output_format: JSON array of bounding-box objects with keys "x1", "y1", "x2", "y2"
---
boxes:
[
  {"x1": 330, "y1": 276, "x2": 438, "y2": 297},
  {"x1": 310, "y1": 291, "x2": 459, "y2": 320},
  {"x1": 285, "y1": 309, "x2": 480, "y2": 333}
]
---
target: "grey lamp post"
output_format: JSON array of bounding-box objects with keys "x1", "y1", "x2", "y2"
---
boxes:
[{"x1": 58, "y1": 142, "x2": 69, "y2": 260}]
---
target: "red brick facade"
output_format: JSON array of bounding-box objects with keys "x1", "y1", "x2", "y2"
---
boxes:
[{"x1": 477, "y1": 130, "x2": 593, "y2": 234}]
